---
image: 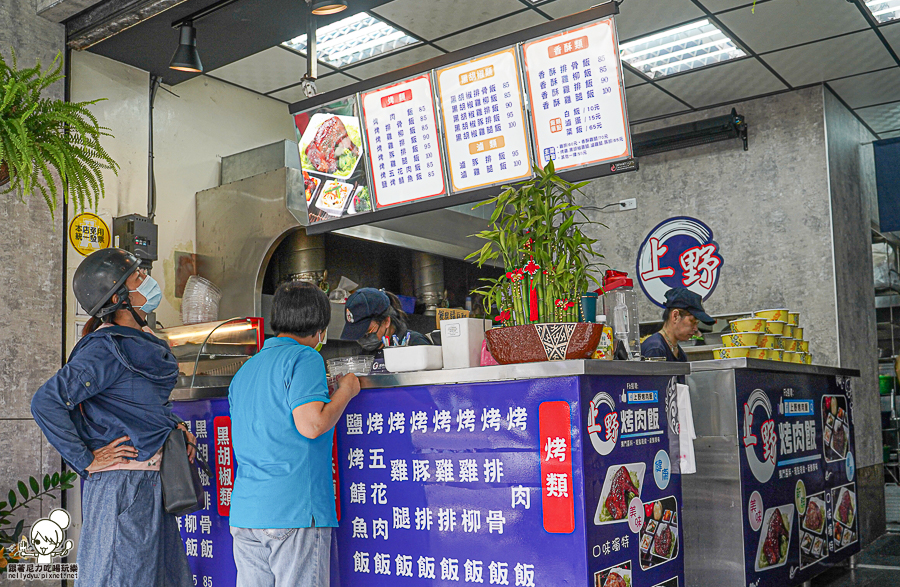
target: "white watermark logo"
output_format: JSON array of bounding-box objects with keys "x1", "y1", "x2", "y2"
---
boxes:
[{"x1": 7, "y1": 508, "x2": 78, "y2": 580}]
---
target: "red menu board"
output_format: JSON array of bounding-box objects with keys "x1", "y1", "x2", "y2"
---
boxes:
[{"x1": 361, "y1": 74, "x2": 447, "y2": 208}]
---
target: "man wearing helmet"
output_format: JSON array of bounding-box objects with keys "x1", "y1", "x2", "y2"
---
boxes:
[{"x1": 31, "y1": 248, "x2": 194, "y2": 586}]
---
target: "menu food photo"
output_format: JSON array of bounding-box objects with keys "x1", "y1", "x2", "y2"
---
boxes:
[{"x1": 294, "y1": 96, "x2": 373, "y2": 223}]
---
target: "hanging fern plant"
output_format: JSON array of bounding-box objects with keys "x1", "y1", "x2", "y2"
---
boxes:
[{"x1": 0, "y1": 50, "x2": 118, "y2": 217}]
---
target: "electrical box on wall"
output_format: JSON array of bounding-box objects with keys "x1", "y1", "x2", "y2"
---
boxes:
[{"x1": 113, "y1": 214, "x2": 158, "y2": 268}]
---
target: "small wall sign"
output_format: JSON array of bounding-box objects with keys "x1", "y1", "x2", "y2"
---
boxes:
[
  {"x1": 636, "y1": 216, "x2": 723, "y2": 308},
  {"x1": 68, "y1": 212, "x2": 110, "y2": 256}
]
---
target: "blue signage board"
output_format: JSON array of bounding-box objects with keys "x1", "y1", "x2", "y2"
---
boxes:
[
  {"x1": 171, "y1": 398, "x2": 238, "y2": 587},
  {"x1": 636, "y1": 216, "x2": 723, "y2": 309},
  {"x1": 333, "y1": 377, "x2": 589, "y2": 586},
  {"x1": 333, "y1": 373, "x2": 685, "y2": 587},
  {"x1": 735, "y1": 371, "x2": 859, "y2": 586},
  {"x1": 580, "y1": 376, "x2": 685, "y2": 587}
]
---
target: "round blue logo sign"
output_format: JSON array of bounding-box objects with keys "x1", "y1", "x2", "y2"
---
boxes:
[{"x1": 636, "y1": 216, "x2": 723, "y2": 308}]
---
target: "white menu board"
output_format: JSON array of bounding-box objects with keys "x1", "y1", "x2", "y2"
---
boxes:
[
  {"x1": 436, "y1": 48, "x2": 533, "y2": 192},
  {"x1": 523, "y1": 18, "x2": 631, "y2": 171},
  {"x1": 361, "y1": 74, "x2": 446, "y2": 208}
]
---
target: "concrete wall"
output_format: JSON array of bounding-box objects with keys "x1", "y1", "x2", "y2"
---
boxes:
[
  {"x1": 0, "y1": 0, "x2": 66, "y2": 580},
  {"x1": 823, "y1": 87, "x2": 884, "y2": 541},
  {"x1": 67, "y1": 50, "x2": 296, "y2": 346},
  {"x1": 577, "y1": 87, "x2": 839, "y2": 363},
  {"x1": 576, "y1": 85, "x2": 885, "y2": 545}
]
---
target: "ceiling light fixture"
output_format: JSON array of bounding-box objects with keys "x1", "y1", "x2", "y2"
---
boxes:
[
  {"x1": 619, "y1": 19, "x2": 745, "y2": 79},
  {"x1": 311, "y1": 0, "x2": 348, "y2": 15},
  {"x1": 864, "y1": 0, "x2": 900, "y2": 23},
  {"x1": 169, "y1": 22, "x2": 203, "y2": 72},
  {"x1": 284, "y1": 12, "x2": 420, "y2": 68}
]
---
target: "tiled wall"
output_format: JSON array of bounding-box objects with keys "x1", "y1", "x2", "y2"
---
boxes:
[{"x1": 0, "y1": 1, "x2": 67, "y2": 581}]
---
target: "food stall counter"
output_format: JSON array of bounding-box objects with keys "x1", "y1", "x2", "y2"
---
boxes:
[
  {"x1": 171, "y1": 359, "x2": 692, "y2": 587},
  {"x1": 682, "y1": 358, "x2": 860, "y2": 587},
  {"x1": 337, "y1": 359, "x2": 689, "y2": 587}
]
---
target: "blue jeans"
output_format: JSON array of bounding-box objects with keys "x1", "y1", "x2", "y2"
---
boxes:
[
  {"x1": 77, "y1": 470, "x2": 192, "y2": 587},
  {"x1": 230, "y1": 526, "x2": 332, "y2": 587}
]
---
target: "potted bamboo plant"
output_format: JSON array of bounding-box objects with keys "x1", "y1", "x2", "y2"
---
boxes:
[
  {"x1": 0, "y1": 50, "x2": 118, "y2": 217},
  {"x1": 467, "y1": 161, "x2": 606, "y2": 364}
]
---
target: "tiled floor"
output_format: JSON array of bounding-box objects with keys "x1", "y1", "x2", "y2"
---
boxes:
[{"x1": 812, "y1": 534, "x2": 900, "y2": 587}]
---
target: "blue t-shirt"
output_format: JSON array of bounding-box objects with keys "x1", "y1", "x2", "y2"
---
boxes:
[{"x1": 228, "y1": 337, "x2": 337, "y2": 528}]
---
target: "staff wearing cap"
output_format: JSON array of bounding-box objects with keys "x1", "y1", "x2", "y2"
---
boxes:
[
  {"x1": 342, "y1": 288, "x2": 430, "y2": 351},
  {"x1": 641, "y1": 288, "x2": 715, "y2": 362}
]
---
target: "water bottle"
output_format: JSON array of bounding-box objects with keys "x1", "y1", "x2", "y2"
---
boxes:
[{"x1": 602, "y1": 270, "x2": 641, "y2": 361}]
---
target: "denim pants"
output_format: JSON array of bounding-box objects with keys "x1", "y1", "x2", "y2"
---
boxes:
[
  {"x1": 230, "y1": 526, "x2": 332, "y2": 587},
  {"x1": 76, "y1": 470, "x2": 193, "y2": 587}
]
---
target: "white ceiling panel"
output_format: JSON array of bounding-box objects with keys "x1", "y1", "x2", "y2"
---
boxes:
[
  {"x1": 208, "y1": 47, "x2": 307, "y2": 94},
  {"x1": 696, "y1": 0, "x2": 757, "y2": 13},
  {"x1": 372, "y1": 0, "x2": 526, "y2": 40},
  {"x1": 717, "y1": 0, "x2": 870, "y2": 54},
  {"x1": 856, "y1": 101, "x2": 900, "y2": 132},
  {"x1": 268, "y1": 73, "x2": 358, "y2": 103},
  {"x1": 624, "y1": 84, "x2": 690, "y2": 121},
  {"x1": 542, "y1": 0, "x2": 704, "y2": 41},
  {"x1": 343, "y1": 45, "x2": 443, "y2": 79},
  {"x1": 762, "y1": 30, "x2": 896, "y2": 87},
  {"x1": 882, "y1": 21, "x2": 900, "y2": 55},
  {"x1": 623, "y1": 67, "x2": 647, "y2": 87},
  {"x1": 435, "y1": 11, "x2": 548, "y2": 52},
  {"x1": 656, "y1": 57, "x2": 786, "y2": 107},
  {"x1": 827, "y1": 67, "x2": 900, "y2": 109},
  {"x1": 539, "y1": 0, "x2": 601, "y2": 20}
]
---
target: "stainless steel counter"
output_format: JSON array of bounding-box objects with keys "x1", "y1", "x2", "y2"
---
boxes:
[
  {"x1": 682, "y1": 358, "x2": 860, "y2": 586},
  {"x1": 169, "y1": 360, "x2": 689, "y2": 400},
  {"x1": 359, "y1": 359, "x2": 689, "y2": 389},
  {"x1": 690, "y1": 357, "x2": 860, "y2": 377}
]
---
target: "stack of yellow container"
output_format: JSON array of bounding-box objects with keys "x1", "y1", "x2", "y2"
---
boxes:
[{"x1": 713, "y1": 308, "x2": 812, "y2": 364}]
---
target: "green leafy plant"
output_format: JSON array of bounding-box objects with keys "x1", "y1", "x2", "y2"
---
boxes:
[
  {"x1": 0, "y1": 50, "x2": 118, "y2": 217},
  {"x1": 466, "y1": 161, "x2": 605, "y2": 325},
  {"x1": 0, "y1": 471, "x2": 76, "y2": 573}
]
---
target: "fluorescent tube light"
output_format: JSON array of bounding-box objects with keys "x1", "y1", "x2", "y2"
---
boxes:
[
  {"x1": 284, "y1": 12, "x2": 420, "y2": 68},
  {"x1": 865, "y1": 0, "x2": 900, "y2": 23},
  {"x1": 619, "y1": 19, "x2": 746, "y2": 79}
]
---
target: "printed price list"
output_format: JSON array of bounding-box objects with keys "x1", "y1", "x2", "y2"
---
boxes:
[
  {"x1": 437, "y1": 48, "x2": 533, "y2": 192},
  {"x1": 524, "y1": 19, "x2": 631, "y2": 171},
  {"x1": 362, "y1": 74, "x2": 446, "y2": 207}
]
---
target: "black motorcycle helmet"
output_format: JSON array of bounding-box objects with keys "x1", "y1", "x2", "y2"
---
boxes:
[{"x1": 73, "y1": 248, "x2": 141, "y2": 318}]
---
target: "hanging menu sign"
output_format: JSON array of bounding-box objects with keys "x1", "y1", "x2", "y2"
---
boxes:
[
  {"x1": 295, "y1": 96, "x2": 373, "y2": 224},
  {"x1": 435, "y1": 48, "x2": 533, "y2": 192},
  {"x1": 361, "y1": 74, "x2": 446, "y2": 208},
  {"x1": 523, "y1": 18, "x2": 631, "y2": 172}
]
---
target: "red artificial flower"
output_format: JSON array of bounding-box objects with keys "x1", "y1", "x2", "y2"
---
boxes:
[{"x1": 495, "y1": 310, "x2": 511, "y2": 322}]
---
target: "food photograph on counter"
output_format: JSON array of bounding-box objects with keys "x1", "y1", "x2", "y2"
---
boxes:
[{"x1": 294, "y1": 96, "x2": 373, "y2": 223}]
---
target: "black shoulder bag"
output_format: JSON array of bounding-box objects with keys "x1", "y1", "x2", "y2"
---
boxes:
[{"x1": 160, "y1": 428, "x2": 212, "y2": 516}]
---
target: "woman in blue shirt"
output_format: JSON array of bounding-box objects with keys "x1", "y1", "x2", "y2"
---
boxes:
[
  {"x1": 229, "y1": 281, "x2": 360, "y2": 587},
  {"x1": 31, "y1": 248, "x2": 195, "y2": 586}
]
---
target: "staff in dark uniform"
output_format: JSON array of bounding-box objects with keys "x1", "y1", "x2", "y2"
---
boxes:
[
  {"x1": 341, "y1": 288, "x2": 430, "y2": 351},
  {"x1": 641, "y1": 288, "x2": 715, "y2": 362}
]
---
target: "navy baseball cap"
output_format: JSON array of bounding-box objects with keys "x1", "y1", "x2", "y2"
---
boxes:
[
  {"x1": 664, "y1": 288, "x2": 715, "y2": 325},
  {"x1": 341, "y1": 288, "x2": 391, "y2": 341}
]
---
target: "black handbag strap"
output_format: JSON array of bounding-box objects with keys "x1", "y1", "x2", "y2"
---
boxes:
[{"x1": 185, "y1": 439, "x2": 213, "y2": 478}]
